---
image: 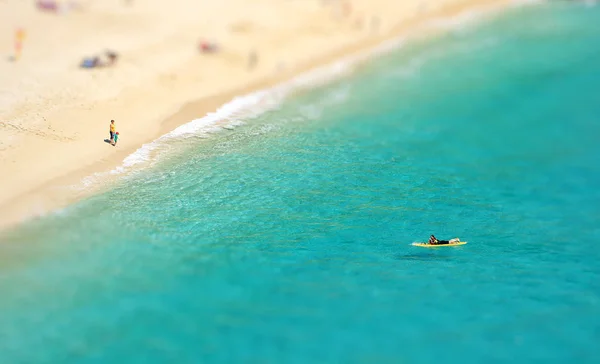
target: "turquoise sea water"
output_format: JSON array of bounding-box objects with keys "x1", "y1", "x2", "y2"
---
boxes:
[{"x1": 2, "y1": 3, "x2": 600, "y2": 363}]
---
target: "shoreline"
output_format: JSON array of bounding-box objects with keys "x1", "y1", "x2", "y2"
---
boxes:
[{"x1": 0, "y1": 0, "x2": 526, "y2": 233}]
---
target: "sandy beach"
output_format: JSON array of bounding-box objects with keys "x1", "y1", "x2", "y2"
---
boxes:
[{"x1": 0, "y1": 0, "x2": 516, "y2": 231}]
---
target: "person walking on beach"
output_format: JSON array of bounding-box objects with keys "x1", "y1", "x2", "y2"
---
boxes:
[
  {"x1": 111, "y1": 132, "x2": 119, "y2": 146},
  {"x1": 109, "y1": 120, "x2": 116, "y2": 142}
]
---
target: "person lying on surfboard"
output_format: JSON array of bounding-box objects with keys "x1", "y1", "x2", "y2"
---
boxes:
[{"x1": 428, "y1": 235, "x2": 460, "y2": 245}]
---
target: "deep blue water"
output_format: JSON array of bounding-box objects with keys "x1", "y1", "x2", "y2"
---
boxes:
[{"x1": 1, "y1": 3, "x2": 600, "y2": 363}]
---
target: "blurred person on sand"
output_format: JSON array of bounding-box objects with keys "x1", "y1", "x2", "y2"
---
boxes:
[
  {"x1": 198, "y1": 40, "x2": 219, "y2": 53},
  {"x1": 13, "y1": 28, "x2": 26, "y2": 61},
  {"x1": 106, "y1": 50, "x2": 118, "y2": 64},
  {"x1": 36, "y1": 0, "x2": 60, "y2": 12},
  {"x1": 36, "y1": 0, "x2": 83, "y2": 14},
  {"x1": 80, "y1": 50, "x2": 118, "y2": 69},
  {"x1": 248, "y1": 49, "x2": 258, "y2": 70}
]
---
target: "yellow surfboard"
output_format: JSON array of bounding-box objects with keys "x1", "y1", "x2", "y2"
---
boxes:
[{"x1": 411, "y1": 241, "x2": 467, "y2": 248}]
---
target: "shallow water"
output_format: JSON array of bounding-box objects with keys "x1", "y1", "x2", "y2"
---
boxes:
[{"x1": 2, "y1": 3, "x2": 600, "y2": 363}]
